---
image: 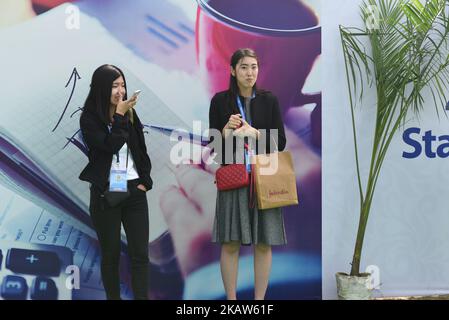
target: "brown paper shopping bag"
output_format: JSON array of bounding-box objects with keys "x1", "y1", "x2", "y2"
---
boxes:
[{"x1": 252, "y1": 151, "x2": 298, "y2": 210}]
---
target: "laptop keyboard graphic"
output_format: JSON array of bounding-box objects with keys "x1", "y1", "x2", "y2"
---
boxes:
[{"x1": 0, "y1": 241, "x2": 73, "y2": 300}]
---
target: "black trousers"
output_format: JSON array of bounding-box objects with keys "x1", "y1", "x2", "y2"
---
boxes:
[{"x1": 89, "y1": 179, "x2": 149, "y2": 300}]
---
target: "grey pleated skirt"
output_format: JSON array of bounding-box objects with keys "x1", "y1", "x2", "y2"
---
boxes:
[{"x1": 211, "y1": 186, "x2": 287, "y2": 246}]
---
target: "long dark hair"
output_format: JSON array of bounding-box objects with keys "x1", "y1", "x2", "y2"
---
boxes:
[
  {"x1": 227, "y1": 48, "x2": 260, "y2": 114},
  {"x1": 82, "y1": 64, "x2": 128, "y2": 126}
]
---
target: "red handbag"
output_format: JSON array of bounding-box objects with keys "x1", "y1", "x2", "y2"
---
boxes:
[{"x1": 215, "y1": 164, "x2": 249, "y2": 191}]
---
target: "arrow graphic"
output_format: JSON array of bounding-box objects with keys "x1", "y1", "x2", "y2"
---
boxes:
[{"x1": 52, "y1": 67, "x2": 81, "y2": 132}]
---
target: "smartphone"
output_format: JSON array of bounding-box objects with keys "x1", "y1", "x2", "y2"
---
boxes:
[{"x1": 131, "y1": 90, "x2": 141, "y2": 99}]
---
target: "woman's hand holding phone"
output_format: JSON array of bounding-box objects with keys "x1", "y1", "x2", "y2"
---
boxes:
[{"x1": 116, "y1": 90, "x2": 141, "y2": 114}]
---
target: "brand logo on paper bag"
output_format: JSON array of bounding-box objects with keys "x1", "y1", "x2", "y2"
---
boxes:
[{"x1": 268, "y1": 189, "x2": 289, "y2": 198}]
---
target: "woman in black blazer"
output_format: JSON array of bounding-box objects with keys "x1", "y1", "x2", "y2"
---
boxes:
[
  {"x1": 209, "y1": 49, "x2": 287, "y2": 300},
  {"x1": 79, "y1": 64, "x2": 152, "y2": 300}
]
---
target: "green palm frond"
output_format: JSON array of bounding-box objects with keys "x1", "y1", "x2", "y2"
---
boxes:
[{"x1": 402, "y1": 0, "x2": 444, "y2": 34}]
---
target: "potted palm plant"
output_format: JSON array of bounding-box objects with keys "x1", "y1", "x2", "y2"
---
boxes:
[{"x1": 336, "y1": 0, "x2": 449, "y2": 299}]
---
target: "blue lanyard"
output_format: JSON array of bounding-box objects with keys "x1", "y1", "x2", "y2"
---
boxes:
[
  {"x1": 236, "y1": 96, "x2": 251, "y2": 126},
  {"x1": 236, "y1": 96, "x2": 252, "y2": 172}
]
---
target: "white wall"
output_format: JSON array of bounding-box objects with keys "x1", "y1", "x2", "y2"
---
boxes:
[{"x1": 322, "y1": 0, "x2": 449, "y2": 299}]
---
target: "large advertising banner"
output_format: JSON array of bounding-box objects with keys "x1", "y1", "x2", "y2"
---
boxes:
[{"x1": 0, "y1": 0, "x2": 321, "y2": 300}]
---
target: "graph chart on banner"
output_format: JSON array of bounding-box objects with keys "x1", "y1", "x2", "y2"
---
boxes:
[{"x1": 0, "y1": 5, "x2": 203, "y2": 243}]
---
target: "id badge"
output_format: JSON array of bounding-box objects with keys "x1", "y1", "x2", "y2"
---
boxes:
[{"x1": 109, "y1": 168, "x2": 128, "y2": 192}]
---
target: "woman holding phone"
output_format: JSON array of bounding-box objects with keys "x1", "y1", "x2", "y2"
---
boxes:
[
  {"x1": 209, "y1": 48, "x2": 287, "y2": 300},
  {"x1": 79, "y1": 64, "x2": 152, "y2": 300}
]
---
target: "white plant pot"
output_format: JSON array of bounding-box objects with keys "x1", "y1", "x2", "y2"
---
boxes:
[{"x1": 335, "y1": 272, "x2": 372, "y2": 300}]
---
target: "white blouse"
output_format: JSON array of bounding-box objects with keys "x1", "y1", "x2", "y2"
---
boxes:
[{"x1": 111, "y1": 143, "x2": 139, "y2": 180}]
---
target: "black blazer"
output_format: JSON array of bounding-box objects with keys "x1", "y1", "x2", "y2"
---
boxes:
[
  {"x1": 209, "y1": 90, "x2": 287, "y2": 164},
  {"x1": 79, "y1": 109, "x2": 153, "y2": 191}
]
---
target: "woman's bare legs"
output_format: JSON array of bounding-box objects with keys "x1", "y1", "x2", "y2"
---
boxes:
[
  {"x1": 220, "y1": 241, "x2": 241, "y2": 300},
  {"x1": 254, "y1": 243, "x2": 272, "y2": 300}
]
